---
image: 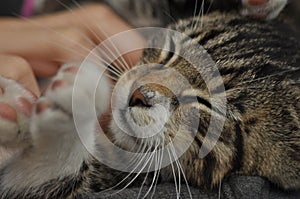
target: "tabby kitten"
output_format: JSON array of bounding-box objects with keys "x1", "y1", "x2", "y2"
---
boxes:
[{"x1": 0, "y1": 0, "x2": 299, "y2": 198}]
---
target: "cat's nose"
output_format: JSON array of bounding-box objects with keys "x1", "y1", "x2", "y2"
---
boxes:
[{"x1": 129, "y1": 88, "x2": 151, "y2": 108}]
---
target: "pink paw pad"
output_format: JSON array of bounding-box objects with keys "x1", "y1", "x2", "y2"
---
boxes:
[
  {"x1": 63, "y1": 66, "x2": 79, "y2": 74},
  {"x1": 18, "y1": 97, "x2": 33, "y2": 116},
  {"x1": 0, "y1": 102, "x2": 17, "y2": 122},
  {"x1": 36, "y1": 101, "x2": 50, "y2": 114},
  {"x1": 247, "y1": 0, "x2": 269, "y2": 6},
  {"x1": 51, "y1": 80, "x2": 68, "y2": 90}
]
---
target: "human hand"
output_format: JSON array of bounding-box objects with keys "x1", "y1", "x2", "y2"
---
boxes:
[
  {"x1": 0, "y1": 3, "x2": 145, "y2": 77},
  {"x1": 0, "y1": 54, "x2": 39, "y2": 96}
]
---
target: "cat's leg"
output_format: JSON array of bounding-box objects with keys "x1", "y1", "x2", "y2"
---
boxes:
[
  {"x1": 0, "y1": 62, "x2": 110, "y2": 196},
  {"x1": 241, "y1": 0, "x2": 288, "y2": 19}
]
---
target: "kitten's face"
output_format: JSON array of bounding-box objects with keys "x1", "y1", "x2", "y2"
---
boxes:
[
  {"x1": 110, "y1": 35, "x2": 200, "y2": 150},
  {"x1": 109, "y1": 20, "x2": 230, "y2": 187}
]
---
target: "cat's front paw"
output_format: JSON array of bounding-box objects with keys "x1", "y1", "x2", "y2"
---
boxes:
[
  {"x1": 30, "y1": 62, "x2": 110, "y2": 143},
  {"x1": 241, "y1": 0, "x2": 288, "y2": 20},
  {"x1": 0, "y1": 76, "x2": 36, "y2": 147}
]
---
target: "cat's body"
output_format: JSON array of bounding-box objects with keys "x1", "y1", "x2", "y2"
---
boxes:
[{"x1": 0, "y1": 0, "x2": 299, "y2": 198}]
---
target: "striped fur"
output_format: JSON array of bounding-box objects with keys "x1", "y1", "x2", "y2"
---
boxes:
[
  {"x1": 137, "y1": 12, "x2": 300, "y2": 189},
  {"x1": 0, "y1": 2, "x2": 299, "y2": 198}
]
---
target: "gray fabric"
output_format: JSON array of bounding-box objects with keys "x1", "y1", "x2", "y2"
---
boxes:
[{"x1": 80, "y1": 175, "x2": 300, "y2": 199}]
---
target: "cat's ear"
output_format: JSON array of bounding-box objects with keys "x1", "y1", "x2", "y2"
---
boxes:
[{"x1": 241, "y1": 0, "x2": 288, "y2": 20}]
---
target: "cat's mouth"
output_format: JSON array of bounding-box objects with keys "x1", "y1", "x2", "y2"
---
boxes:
[
  {"x1": 128, "y1": 106, "x2": 153, "y2": 127},
  {"x1": 125, "y1": 101, "x2": 170, "y2": 140},
  {"x1": 110, "y1": 86, "x2": 172, "y2": 151}
]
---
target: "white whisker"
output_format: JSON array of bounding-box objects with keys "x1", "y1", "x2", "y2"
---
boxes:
[
  {"x1": 140, "y1": 147, "x2": 158, "y2": 198},
  {"x1": 169, "y1": 142, "x2": 193, "y2": 199},
  {"x1": 55, "y1": 0, "x2": 100, "y2": 46},
  {"x1": 167, "y1": 147, "x2": 179, "y2": 198},
  {"x1": 99, "y1": 138, "x2": 156, "y2": 196},
  {"x1": 163, "y1": 7, "x2": 177, "y2": 25},
  {"x1": 70, "y1": 0, "x2": 131, "y2": 72},
  {"x1": 98, "y1": 149, "x2": 151, "y2": 195},
  {"x1": 218, "y1": 179, "x2": 222, "y2": 199},
  {"x1": 150, "y1": 140, "x2": 164, "y2": 199},
  {"x1": 58, "y1": 0, "x2": 126, "y2": 76},
  {"x1": 206, "y1": 0, "x2": 214, "y2": 15},
  {"x1": 169, "y1": 145, "x2": 181, "y2": 198},
  {"x1": 95, "y1": 26, "x2": 132, "y2": 71},
  {"x1": 113, "y1": 145, "x2": 159, "y2": 195},
  {"x1": 52, "y1": 56, "x2": 121, "y2": 80},
  {"x1": 192, "y1": 0, "x2": 199, "y2": 29},
  {"x1": 95, "y1": 47, "x2": 125, "y2": 75},
  {"x1": 200, "y1": 0, "x2": 205, "y2": 28},
  {"x1": 123, "y1": 138, "x2": 151, "y2": 173},
  {"x1": 14, "y1": 15, "x2": 126, "y2": 80},
  {"x1": 72, "y1": 0, "x2": 126, "y2": 74},
  {"x1": 141, "y1": 140, "x2": 162, "y2": 198},
  {"x1": 195, "y1": 0, "x2": 205, "y2": 30},
  {"x1": 137, "y1": 163, "x2": 151, "y2": 198}
]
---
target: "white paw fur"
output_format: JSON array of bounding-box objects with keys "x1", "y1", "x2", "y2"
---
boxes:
[
  {"x1": 0, "y1": 62, "x2": 110, "y2": 190},
  {"x1": 0, "y1": 77, "x2": 36, "y2": 148}
]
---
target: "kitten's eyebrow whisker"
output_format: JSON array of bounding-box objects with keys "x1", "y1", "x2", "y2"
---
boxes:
[
  {"x1": 193, "y1": 0, "x2": 205, "y2": 30},
  {"x1": 68, "y1": 0, "x2": 129, "y2": 74},
  {"x1": 51, "y1": 54, "x2": 122, "y2": 81},
  {"x1": 200, "y1": 0, "x2": 205, "y2": 28},
  {"x1": 55, "y1": 0, "x2": 102, "y2": 45},
  {"x1": 92, "y1": 37, "x2": 128, "y2": 74},
  {"x1": 163, "y1": 5, "x2": 177, "y2": 25},
  {"x1": 95, "y1": 27, "x2": 132, "y2": 71},
  {"x1": 105, "y1": 73, "x2": 118, "y2": 81},
  {"x1": 15, "y1": 16, "x2": 122, "y2": 80},
  {"x1": 95, "y1": 52, "x2": 124, "y2": 76},
  {"x1": 60, "y1": 0, "x2": 104, "y2": 44},
  {"x1": 192, "y1": 0, "x2": 199, "y2": 29},
  {"x1": 95, "y1": 47, "x2": 125, "y2": 75},
  {"x1": 14, "y1": 14, "x2": 124, "y2": 77},
  {"x1": 206, "y1": 0, "x2": 214, "y2": 15},
  {"x1": 15, "y1": 1, "x2": 128, "y2": 79}
]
